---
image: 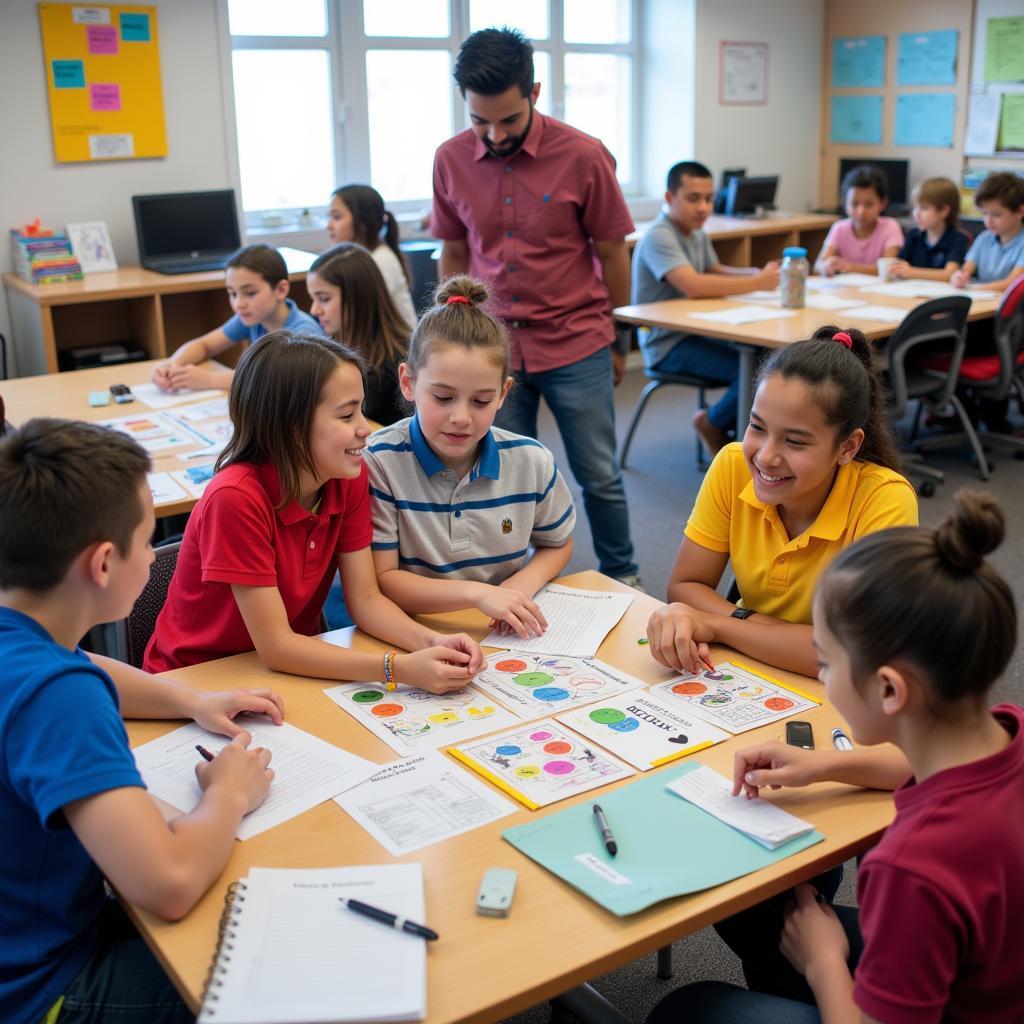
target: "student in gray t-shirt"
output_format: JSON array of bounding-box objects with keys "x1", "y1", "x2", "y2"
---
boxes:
[{"x1": 631, "y1": 161, "x2": 780, "y2": 456}]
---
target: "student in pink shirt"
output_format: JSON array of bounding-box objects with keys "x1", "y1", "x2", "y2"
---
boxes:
[{"x1": 815, "y1": 165, "x2": 903, "y2": 277}]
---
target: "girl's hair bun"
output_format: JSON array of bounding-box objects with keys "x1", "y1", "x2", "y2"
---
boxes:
[
  {"x1": 934, "y1": 489, "x2": 1005, "y2": 573},
  {"x1": 434, "y1": 275, "x2": 489, "y2": 307}
]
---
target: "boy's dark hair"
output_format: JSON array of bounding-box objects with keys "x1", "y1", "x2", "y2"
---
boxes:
[
  {"x1": 308, "y1": 243, "x2": 410, "y2": 368},
  {"x1": 912, "y1": 177, "x2": 960, "y2": 229},
  {"x1": 975, "y1": 171, "x2": 1024, "y2": 212},
  {"x1": 0, "y1": 418, "x2": 151, "y2": 590},
  {"x1": 216, "y1": 330, "x2": 365, "y2": 508},
  {"x1": 667, "y1": 161, "x2": 713, "y2": 193},
  {"x1": 818, "y1": 490, "x2": 1015, "y2": 707},
  {"x1": 226, "y1": 244, "x2": 289, "y2": 286},
  {"x1": 757, "y1": 325, "x2": 902, "y2": 472},
  {"x1": 840, "y1": 164, "x2": 888, "y2": 203},
  {"x1": 453, "y1": 27, "x2": 534, "y2": 98},
  {"x1": 331, "y1": 184, "x2": 410, "y2": 284}
]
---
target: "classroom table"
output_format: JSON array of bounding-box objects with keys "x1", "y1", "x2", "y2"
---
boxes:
[
  {"x1": 123, "y1": 571, "x2": 895, "y2": 1023},
  {"x1": 613, "y1": 283, "x2": 1001, "y2": 431}
]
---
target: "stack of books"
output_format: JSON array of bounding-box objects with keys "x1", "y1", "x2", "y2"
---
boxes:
[{"x1": 9, "y1": 229, "x2": 83, "y2": 285}]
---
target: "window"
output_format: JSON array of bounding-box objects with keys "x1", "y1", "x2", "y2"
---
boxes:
[{"x1": 222, "y1": 0, "x2": 638, "y2": 226}]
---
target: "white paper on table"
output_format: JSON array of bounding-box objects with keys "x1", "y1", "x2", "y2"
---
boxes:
[
  {"x1": 482, "y1": 583, "x2": 634, "y2": 658},
  {"x1": 179, "y1": 440, "x2": 229, "y2": 460},
  {"x1": 667, "y1": 764, "x2": 815, "y2": 849},
  {"x1": 815, "y1": 272, "x2": 879, "y2": 287},
  {"x1": 130, "y1": 381, "x2": 224, "y2": 410},
  {"x1": 99, "y1": 411, "x2": 206, "y2": 453},
  {"x1": 964, "y1": 93, "x2": 1001, "y2": 156},
  {"x1": 804, "y1": 294, "x2": 868, "y2": 310},
  {"x1": 844, "y1": 304, "x2": 908, "y2": 324},
  {"x1": 132, "y1": 716, "x2": 379, "y2": 840},
  {"x1": 333, "y1": 750, "x2": 515, "y2": 856},
  {"x1": 689, "y1": 305, "x2": 797, "y2": 326},
  {"x1": 173, "y1": 397, "x2": 230, "y2": 422},
  {"x1": 726, "y1": 289, "x2": 780, "y2": 304},
  {"x1": 170, "y1": 467, "x2": 215, "y2": 499},
  {"x1": 860, "y1": 280, "x2": 999, "y2": 302},
  {"x1": 147, "y1": 471, "x2": 188, "y2": 505}
]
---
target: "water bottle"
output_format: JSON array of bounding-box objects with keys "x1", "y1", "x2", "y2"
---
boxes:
[{"x1": 780, "y1": 246, "x2": 809, "y2": 309}]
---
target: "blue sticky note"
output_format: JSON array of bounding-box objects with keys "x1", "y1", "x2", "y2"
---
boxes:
[
  {"x1": 832, "y1": 35, "x2": 886, "y2": 88},
  {"x1": 52, "y1": 59, "x2": 85, "y2": 89},
  {"x1": 119, "y1": 12, "x2": 150, "y2": 42},
  {"x1": 830, "y1": 95, "x2": 884, "y2": 145},
  {"x1": 897, "y1": 29, "x2": 958, "y2": 86},
  {"x1": 894, "y1": 93, "x2": 956, "y2": 148}
]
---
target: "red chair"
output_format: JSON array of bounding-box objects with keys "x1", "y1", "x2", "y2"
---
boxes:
[{"x1": 916, "y1": 275, "x2": 1024, "y2": 479}]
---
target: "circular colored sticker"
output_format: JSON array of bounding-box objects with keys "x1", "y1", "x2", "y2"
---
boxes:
[
  {"x1": 530, "y1": 730, "x2": 553, "y2": 741},
  {"x1": 764, "y1": 696, "x2": 795, "y2": 711},
  {"x1": 495, "y1": 659, "x2": 528, "y2": 673},
  {"x1": 353, "y1": 689, "x2": 384, "y2": 703},
  {"x1": 589, "y1": 707, "x2": 626, "y2": 725},
  {"x1": 495, "y1": 744, "x2": 522, "y2": 756},
  {"x1": 514, "y1": 672, "x2": 554, "y2": 688},
  {"x1": 609, "y1": 717, "x2": 640, "y2": 733},
  {"x1": 427, "y1": 711, "x2": 459, "y2": 725},
  {"x1": 543, "y1": 740, "x2": 573, "y2": 755},
  {"x1": 672, "y1": 681, "x2": 707, "y2": 696},
  {"x1": 543, "y1": 760, "x2": 575, "y2": 775},
  {"x1": 514, "y1": 764, "x2": 541, "y2": 778},
  {"x1": 534, "y1": 687, "x2": 570, "y2": 702},
  {"x1": 371, "y1": 703, "x2": 404, "y2": 718}
]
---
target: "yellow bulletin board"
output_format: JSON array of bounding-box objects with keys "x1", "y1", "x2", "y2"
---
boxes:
[{"x1": 38, "y1": 3, "x2": 166, "y2": 162}]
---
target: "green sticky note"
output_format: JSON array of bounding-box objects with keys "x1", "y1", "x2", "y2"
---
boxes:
[
  {"x1": 998, "y1": 94, "x2": 1024, "y2": 151},
  {"x1": 985, "y1": 16, "x2": 1024, "y2": 83}
]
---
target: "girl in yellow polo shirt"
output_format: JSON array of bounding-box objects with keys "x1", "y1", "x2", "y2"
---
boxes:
[{"x1": 646, "y1": 325, "x2": 918, "y2": 678}]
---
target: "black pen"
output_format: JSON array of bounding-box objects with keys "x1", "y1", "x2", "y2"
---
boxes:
[
  {"x1": 592, "y1": 803, "x2": 618, "y2": 857},
  {"x1": 339, "y1": 897, "x2": 439, "y2": 941},
  {"x1": 195, "y1": 744, "x2": 215, "y2": 762}
]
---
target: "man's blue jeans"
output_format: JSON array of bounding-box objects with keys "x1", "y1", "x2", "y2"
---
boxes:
[
  {"x1": 495, "y1": 347, "x2": 637, "y2": 579},
  {"x1": 653, "y1": 335, "x2": 741, "y2": 432}
]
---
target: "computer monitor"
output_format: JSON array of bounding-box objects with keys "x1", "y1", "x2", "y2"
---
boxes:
[
  {"x1": 714, "y1": 167, "x2": 747, "y2": 214},
  {"x1": 837, "y1": 158, "x2": 909, "y2": 212},
  {"x1": 723, "y1": 175, "x2": 779, "y2": 217},
  {"x1": 132, "y1": 190, "x2": 241, "y2": 274}
]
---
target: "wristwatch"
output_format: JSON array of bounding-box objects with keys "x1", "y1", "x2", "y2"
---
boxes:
[{"x1": 731, "y1": 607, "x2": 755, "y2": 619}]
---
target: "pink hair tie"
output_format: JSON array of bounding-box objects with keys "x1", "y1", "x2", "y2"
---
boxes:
[
  {"x1": 833, "y1": 331, "x2": 853, "y2": 349},
  {"x1": 446, "y1": 295, "x2": 470, "y2": 306}
]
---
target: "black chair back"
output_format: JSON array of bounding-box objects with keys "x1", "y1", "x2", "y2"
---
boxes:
[{"x1": 124, "y1": 540, "x2": 182, "y2": 668}]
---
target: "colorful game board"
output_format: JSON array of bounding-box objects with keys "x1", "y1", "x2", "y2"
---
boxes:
[
  {"x1": 472, "y1": 652, "x2": 647, "y2": 719},
  {"x1": 649, "y1": 661, "x2": 818, "y2": 734},
  {"x1": 448, "y1": 720, "x2": 633, "y2": 809}
]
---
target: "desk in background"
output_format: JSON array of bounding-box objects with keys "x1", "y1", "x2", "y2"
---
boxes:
[{"x1": 126, "y1": 571, "x2": 893, "y2": 1023}]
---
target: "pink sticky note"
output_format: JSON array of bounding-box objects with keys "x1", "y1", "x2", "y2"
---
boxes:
[
  {"x1": 87, "y1": 25, "x2": 118, "y2": 55},
  {"x1": 89, "y1": 83, "x2": 121, "y2": 112}
]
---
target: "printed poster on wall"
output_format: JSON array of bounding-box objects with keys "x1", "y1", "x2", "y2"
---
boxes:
[{"x1": 39, "y1": 3, "x2": 166, "y2": 162}]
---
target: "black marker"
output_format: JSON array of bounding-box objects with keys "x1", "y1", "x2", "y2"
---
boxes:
[
  {"x1": 195, "y1": 744, "x2": 215, "y2": 762},
  {"x1": 592, "y1": 803, "x2": 618, "y2": 856},
  {"x1": 339, "y1": 897, "x2": 439, "y2": 941}
]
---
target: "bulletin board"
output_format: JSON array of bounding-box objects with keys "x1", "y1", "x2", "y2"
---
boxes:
[
  {"x1": 968, "y1": 0, "x2": 1024, "y2": 161},
  {"x1": 38, "y1": 2, "x2": 166, "y2": 162}
]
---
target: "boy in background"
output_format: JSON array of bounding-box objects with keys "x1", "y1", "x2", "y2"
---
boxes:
[
  {"x1": 952, "y1": 171, "x2": 1024, "y2": 292},
  {"x1": 889, "y1": 176, "x2": 969, "y2": 282},
  {"x1": 0, "y1": 419, "x2": 282, "y2": 1023}
]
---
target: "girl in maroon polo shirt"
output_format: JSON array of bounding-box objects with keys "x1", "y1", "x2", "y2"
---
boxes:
[
  {"x1": 650, "y1": 490, "x2": 1024, "y2": 1024},
  {"x1": 144, "y1": 330, "x2": 482, "y2": 691}
]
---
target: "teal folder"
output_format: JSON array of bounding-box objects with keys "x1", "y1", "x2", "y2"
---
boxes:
[{"x1": 502, "y1": 762, "x2": 824, "y2": 916}]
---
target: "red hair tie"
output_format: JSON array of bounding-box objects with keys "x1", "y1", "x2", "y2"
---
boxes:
[
  {"x1": 446, "y1": 295, "x2": 470, "y2": 306},
  {"x1": 832, "y1": 331, "x2": 853, "y2": 349}
]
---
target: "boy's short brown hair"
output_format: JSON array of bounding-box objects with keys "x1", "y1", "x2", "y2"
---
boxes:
[
  {"x1": 912, "y1": 177, "x2": 960, "y2": 229},
  {"x1": 975, "y1": 172, "x2": 1024, "y2": 212},
  {"x1": 0, "y1": 419, "x2": 151, "y2": 590}
]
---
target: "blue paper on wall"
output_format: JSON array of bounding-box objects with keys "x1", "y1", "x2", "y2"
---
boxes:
[
  {"x1": 830, "y1": 95, "x2": 884, "y2": 145},
  {"x1": 894, "y1": 93, "x2": 956, "y2": 147},
  {"x1": 832, "y1": 36, "x2": 886, "y2": 88},
  {"x1": 897, "y1": 30, "x2": 958, "y2": 85}
]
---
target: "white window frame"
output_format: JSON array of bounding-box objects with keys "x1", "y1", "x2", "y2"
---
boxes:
[{"x1": 216, "y1": 0, "x2": 643, "y2": 232}]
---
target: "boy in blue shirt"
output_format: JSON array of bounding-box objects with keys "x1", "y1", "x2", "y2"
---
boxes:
[
  {"x1": 952, "y1": 172, "x2": 1024, "y2": 292},
  {"x1": 0, "y1": 419, "x2": 283, "y2": 1024}
]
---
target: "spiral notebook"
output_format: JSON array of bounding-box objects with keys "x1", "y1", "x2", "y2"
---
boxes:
[{"x1": 197, "y1": 864, "x2": 427, "y2": 1023}]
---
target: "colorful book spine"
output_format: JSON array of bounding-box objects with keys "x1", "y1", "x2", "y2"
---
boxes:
[{"x1": 9, "y1": 229, "x2": 83, "y2": 284}]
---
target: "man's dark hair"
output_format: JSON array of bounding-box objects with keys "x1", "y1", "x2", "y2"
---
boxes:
[
  {"x1": 667, "y1": 161, "x2": 713, "y2": 192},
  {"x1": 0, "y1": 418, "x2": 151, "y2": 590},
  {"x1": 453, "y1": 27, "x2": 534, "y2": 98}
]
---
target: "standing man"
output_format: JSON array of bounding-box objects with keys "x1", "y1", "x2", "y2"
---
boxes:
[{"x1": 431, "y1": 27, "x2": 640, "y2": 588}]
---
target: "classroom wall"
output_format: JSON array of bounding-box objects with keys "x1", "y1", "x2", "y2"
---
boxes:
[{"x1": 0, "y1": 0, "x2": 234, "y2": 375}]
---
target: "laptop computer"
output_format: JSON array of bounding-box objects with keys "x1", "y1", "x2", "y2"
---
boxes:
[{"x1": 133, "y1": 190, "x2": 242, "y2": 274}]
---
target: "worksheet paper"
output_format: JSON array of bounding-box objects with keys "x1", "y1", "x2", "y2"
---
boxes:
[
  {"x1": 333, "y1": 751, "x2": 515, "y2": 855},
  {"x1": 843, "y1": 304, "x2": 908, "y2": 324},
  {"x1": 689, "y1": 305, "x2": 797, "y2": 326},
  {"x1": 806, "y1": 273, "x2": 878, "y2": 289},
  {"x1": 196, "y1": 864, "x2": 426, "y2": 1023},
  {"x1": 131, "y1": 381, "x2": 224, "y2": 410},
  {"x1": 173, "y1": 397, "x2": 230, "y2": 421},
  {"x1": 728, "y1": 291, "x2": 866, "y2": 311},
  {"x1": 471, "y1": 651, "x2": 648, "y2": 719},
  {"x1": 132, "y1": 717, "x2": 378, "y2": 840},
  {"x1": 99, "y1": 411, "x2": 204, "y2": 453},
  {"x1": 170, "y1": 466, "x2": 214, "y2": 499},
  {"x1": 147, "y1": 471, "x2": 187, "y2": 505},
  {"x1": 481, "y1": 584, "x2": 634, "y2": 658},
  {"x1": 859, "y1": 280, "x2": 1000, "y2": 302},
  {"x1": 666, "y1": 764, "x2": 815, "y2": 850}
]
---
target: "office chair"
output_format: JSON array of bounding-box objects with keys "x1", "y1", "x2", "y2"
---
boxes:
[{"x1": 115, "y1": 540, "x2": 181, "y2": 667}]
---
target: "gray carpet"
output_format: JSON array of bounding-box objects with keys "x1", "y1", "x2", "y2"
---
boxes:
[{"x1": 501, "y1": 366, "x2": 1024, "y2": 1024}]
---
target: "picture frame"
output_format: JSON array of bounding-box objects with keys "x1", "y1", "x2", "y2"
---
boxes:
[
  {"x1": 66, "y1": 220, "x2": 118, "y2": 273},
  {"x1": 720, "y1": 41, "x2": 769, "y2": 106}
]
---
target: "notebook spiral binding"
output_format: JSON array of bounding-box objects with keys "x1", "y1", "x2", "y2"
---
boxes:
[{"x1": 198, "y1": 880, "x2": 248, "y2": 1018}]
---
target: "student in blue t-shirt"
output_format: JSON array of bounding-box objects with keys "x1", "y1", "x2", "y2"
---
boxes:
[
  {"x1": 951, "y1": 172, "x2": 1024, "y2": 293},
  {"x1": 0, "y1": 418, "x2": 283, "y2": 1024},
  {"x1": 152, "y1": 244, "x2": 321, "y2": 392},
  {"x1": 889, "y1": 177, "x2": 970, "y2": 283}
]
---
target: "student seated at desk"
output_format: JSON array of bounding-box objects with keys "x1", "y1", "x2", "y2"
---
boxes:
[
  {"x1": 651, "y1": 491, "x2": 1024, "y2": 1024},
  {"x1": 365, "y1": 277, "x2": 575, "y2": 641},
  {"x1": 646, "y1": 327, "x2": 917, "y2": 680},
  {"x1": 951, "y1": 172, "x2": 1024, "y2": 293},
  {"x1": 815, "y1": 165, "x2": 903, "y2": 277},
  {"x1": 888, "y1": 176, "x2": 969, "y2": 282},
  {"x1": 0, "y1": 419, "x2": 283, "y2": 1024},
  {"x1": 151, "y1": 244, "x2": 321, "y2": 392},
  {"x1": 632, "y1": 160, "x2": 780, "y2": 456},
  {"x1": 144, "y1": 330, "x2": 482, "y2": 690}
]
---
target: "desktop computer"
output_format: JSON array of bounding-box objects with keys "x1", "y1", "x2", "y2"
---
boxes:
[
  {"x1": 714, "y1": 167, "x2": 746, "y2": 214},
  {"x1": 722, "y1": 175, "x2": 779, "y2": 217}
]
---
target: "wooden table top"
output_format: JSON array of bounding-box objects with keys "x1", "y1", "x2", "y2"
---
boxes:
[
  {"x1": 125, "y1": 571, "x2": 894, "y2": 1023},
  {"x1": 628, "y1": 212, "x2": 838, "y2": 246}
]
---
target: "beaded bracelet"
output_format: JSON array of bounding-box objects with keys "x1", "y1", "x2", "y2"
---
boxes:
[{"x1": 383, "y1": 649, "x2": 398, "y2": 691}]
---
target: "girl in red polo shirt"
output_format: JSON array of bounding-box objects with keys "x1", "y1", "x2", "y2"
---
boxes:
[
  {"x1": 144, "y1": 331, "x2": 482, "y2": 692},
  {"x1": 650, "y1": 490, "x2": 1024, "y2": 1024}
]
